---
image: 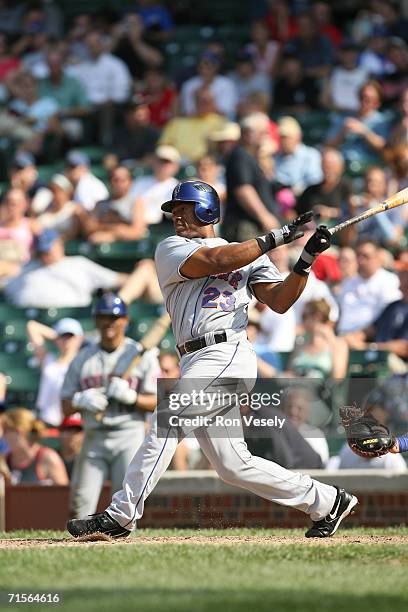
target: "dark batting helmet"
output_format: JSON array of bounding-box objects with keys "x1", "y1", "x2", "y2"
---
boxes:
[
  {"x1": 161, "y1": 180, "x2": 220, "y2": 224},
  {"x1": 93, "y1": 292, "x2": 128, "y2": 317}
]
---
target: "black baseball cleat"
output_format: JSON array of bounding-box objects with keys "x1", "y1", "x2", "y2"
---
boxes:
[
  {"x1": 305, "y1": 488, "x2": 358, "y2": 538},
  {"x1": 67, "y1": 511, "x2": 131, "y2": 539}
]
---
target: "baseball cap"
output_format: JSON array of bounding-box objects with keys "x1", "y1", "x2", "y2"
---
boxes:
[
  {"x1": 13, "y1": 151, "x2": 35, "y2": 169},
  {"x1": 53, "y1": 317, "x2": 84, "y2": 337},
  {"x1": 155, "y1": 145, "x2": 181, "y2": 163},
  {"x1": 36, "y1": 228, "x2": 60, "y2": 253},
  {"x1": 65, "y1": 150, "x2": 90, "y2": 167},
  {"x1": 49, "y1": 173, "x2": 73, "y2": 193},
  {"x1": 237, "y1": 48, "x2": 255, "y2": 63},
  {"x1": 199, "y1": 50, "x2": 221, "y2": 65},
  {"x1": 60, "y1": 413, "x2": 83, "y2": 430},
  {"x1": 210, "y1": 122, "x2": 241, "y2": 142},
  {"x1": 278, "y1": 116, "x2": 302, "y2": 137}
]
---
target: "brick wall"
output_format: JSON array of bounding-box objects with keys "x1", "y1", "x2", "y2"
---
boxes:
[{"x1": 3, "y1": 471, "x2": 408, "y2": 531}]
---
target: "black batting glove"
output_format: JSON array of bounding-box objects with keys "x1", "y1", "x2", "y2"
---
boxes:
[
  {"x1": 293, "y1": 225, "x2": 332, "y2": 276},
  {"x1": 256, "y1": 211, "x2": 313, "y2": 254}
]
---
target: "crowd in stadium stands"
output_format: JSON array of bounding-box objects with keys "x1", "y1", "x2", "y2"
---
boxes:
[{"x1": 0, "y1": 0, "x2": 407, "y2": 488}]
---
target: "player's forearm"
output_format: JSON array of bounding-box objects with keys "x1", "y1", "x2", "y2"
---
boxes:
[
  {"x1": 259, "y1": 271, "x2": 308, "y2": 313},
  {"x1": 184, "y1": 239, "x2": 264, "y2": 276},
  {"x1": 136, "y1": 393, "x2": 157, "y2": 413}
]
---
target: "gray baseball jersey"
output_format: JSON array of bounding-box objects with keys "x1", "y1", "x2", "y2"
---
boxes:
[
  {"x1": 154, "y1": 235, "x2": 283, "y2": 345},
  {"x1": 61, "y1": 337, "x2": 160, "y2": 431}
]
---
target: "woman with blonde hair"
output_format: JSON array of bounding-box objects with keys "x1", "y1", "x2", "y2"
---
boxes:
[{"x1": 1, "y1": 408, "x2": 68, "y2": 485}]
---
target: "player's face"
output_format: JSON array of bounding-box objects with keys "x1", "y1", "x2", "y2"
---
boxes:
[
  {"x1": 96, "y1": 314, "x2": 128, "y2": 344},
  {"x1": 172, "y1": 202, "x2": 207, "y2": 238}
]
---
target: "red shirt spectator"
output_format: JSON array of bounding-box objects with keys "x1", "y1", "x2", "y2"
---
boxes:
[
  {"x1": 141, "y1": 68, "x2": 177, "y2": 128},
  {"x1": 265, "y1": 0, "x2": 298, "y2": 43}
]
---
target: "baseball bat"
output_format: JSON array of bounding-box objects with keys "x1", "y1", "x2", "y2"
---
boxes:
[
  {"x1": 328, "y1": 187, "x2": 408, "y2": 235},
  {"x1": 95, "y1": 312, "x2": 171, "y2": 421}
]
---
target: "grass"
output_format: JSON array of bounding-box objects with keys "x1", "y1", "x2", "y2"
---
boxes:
[{"x1": 1, "y1": 528, "x2": 408, "y2": 612}]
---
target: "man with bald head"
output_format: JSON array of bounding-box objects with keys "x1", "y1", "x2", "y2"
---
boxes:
[{"x1": 296, "y1": 147, "x2": 352, "y2": 223}]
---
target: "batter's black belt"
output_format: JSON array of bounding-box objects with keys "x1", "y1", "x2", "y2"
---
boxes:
[{"x1": 177, "y1": 331, "x2": 228, "y2": 357}]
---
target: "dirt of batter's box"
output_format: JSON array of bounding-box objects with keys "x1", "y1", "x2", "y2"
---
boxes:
[{"x1": 1, "y1": 534, "x2": 408, "y2": 549}]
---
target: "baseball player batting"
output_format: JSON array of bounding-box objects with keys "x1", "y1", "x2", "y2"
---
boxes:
[
  {"x1": 61, "y1": 292, "x2": 160, "y2": 518},
  {"x1": 67, "y1": 180, "x2": 357, "y2": 539}
]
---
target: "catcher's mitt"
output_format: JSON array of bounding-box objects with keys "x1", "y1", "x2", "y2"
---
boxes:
[{"x1": 339, "y1": 404, "x2": 395, "y2": 459}]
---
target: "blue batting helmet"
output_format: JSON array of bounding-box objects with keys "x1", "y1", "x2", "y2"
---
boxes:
[
  {"x1": 161, "y1": 180, "x2": 220, "y2": 224},
  {"x1": 93, "y1": 292, "x2": 128, "y2": 317}
]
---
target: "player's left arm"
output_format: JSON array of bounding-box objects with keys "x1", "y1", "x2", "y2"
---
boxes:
[
  {"x1": 253, "y1": 226, "x2": 332, "y2": 313},
  {"x1": 252, "y1": 273, "x2": 308, "y2": 313}
]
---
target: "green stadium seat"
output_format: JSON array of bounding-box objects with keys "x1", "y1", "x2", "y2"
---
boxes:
[
  {"x1": 1, "y1": 319, "x2": 29, "y2": 341},
  {"x1": 39, "y1": 306, "x2": 93, "y2": 326},
  {"x1": 63, "y1": 240, "x2": 95, "y2": 258},
  {"x1": 347, "y1": 349, "x2": 390, "y2": 378},
  {"x1": 127, "y1": 301, "x2": 163, "y2": 321}
]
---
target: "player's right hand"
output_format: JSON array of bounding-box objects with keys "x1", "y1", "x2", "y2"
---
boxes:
[
  {"x1": 303, "y1": 225, "x2": 332, "y2": 256},
  {"x1": 72, "y1": 388, "x2": 108, "y2": 414}
]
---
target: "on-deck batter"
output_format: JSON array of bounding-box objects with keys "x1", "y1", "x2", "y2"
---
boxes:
[
  {"x1": 62, "y1": 292, "x2": 160, "y2": 517},
  {"x1": 67, "y1": 180, "x2": 358, "y2": 539}
]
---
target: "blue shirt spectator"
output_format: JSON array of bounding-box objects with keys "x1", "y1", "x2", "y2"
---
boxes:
[
  {"x1": 274, "y1": 116, "x2": 323, "y2": 195},
  {"x1": 325, "y1": 80, "x2": 391, "y2": 165},
  {"x1": 285, "y1": 12, "x2": 335, "y2": 79},
  {"x1": 137, "y1": 1, "x2": 174, "y2": 34}
]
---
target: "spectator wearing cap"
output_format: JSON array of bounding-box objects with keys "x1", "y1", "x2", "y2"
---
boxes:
[
  {"x1": 27, "y1": 317, "x2": 84, "y2": 427},
  {"x1": 136, "y1": 0, "x2": 174, "y2": 43},
  {"x1": 245, "y1": 20, "x2": 280, "y2": 77},
  {"x1": 159, "y1": 87, "x2": 226, "y2": 162},
  {"x1": 273, "y1": 54, "x2": 319, "y2": 113},
  {"x1": 284, "y1": 12, "x2": 335, "y2": 80},
  {"x1": 222, "y1": 112, "x2": 279, "y2": 243},
  {"x1": 38, "y1": 49, "x2": 90, "y2": 144},
  {"x1": 209, "y1": 122, "x2": 241, "y2": 160},
  {"x1": 65, "y1": 150, "x2": 109, "y2": 213},
  {"x1": 9, "y1": 151, "x2": 52, "y2": 214},
  {"x1": 59, "y1": 414, "x2": 84, "y2": 479},
  {"x1": 180, "y1": 51, "x2": 238, "y2": 119},
  {"x1": 229, "y1": 49, "x2": 270, "y2": 104},
  {"x1": 83, "y1": 165, "x2": 147, "y2": 243},
  {"x1": 104, "y1": 96, "x2": 160, "y2": 171},
  {"x1": 140, "y1": 68, "x2": 177, "y2": 128},
  {"x1": 0, "y1": 188, "x2": 40, "y2": 280},
  {"x1": 131, "y1": 145, "x2": 179, "y2": 224},
  {"x1": 274, "y1": 116, "x2": 323, "y2": 197},
  {"x1": 325, "y1": 80, "x2": 391, "y2": 165},
  {"x1": 67, "y1": 30, "x2": 132, "y2": 145},
  {"x1": 4, "y1": 229, "x2": 127, "y2": 308},
  {"x1": 36, "y1": 174, "x2": 81, "y2": 240},
  {"x1": 321, "y1": 40, "x2": 369, "y2": 113},
  {"x1": 109, "y1": 12, "x2": 163, "y2": 79}
]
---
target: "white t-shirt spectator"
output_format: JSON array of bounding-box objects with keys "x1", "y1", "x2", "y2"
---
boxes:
[
  {"x1": 68, "y1": 53, "x2": 131, "y2": 104},
  {"x1": 336, "y1": 268, "x2": 401, "y2": 334},
  {"x1": 74, "y1": 172, "x2": 109, "y2": 212},
  {"x1": 131, "y1": 175, "x2": 178, "y2": 224},
  {"x1": 36, "y1": 354, "x2": 70, "y2": 426},
  {"x1": 329, "y1": 67, "x2": 369, "y2": 112},
  {"x1": 180, "y1": 75, "x2": 238, "y2": 119},
  {"x1": 257, "y1": 306, "x2": 297, "y2": 352},
  {"x1": 330, "y1": 443, "x2": 407, "y2": 471},
  {"x1": 5, "y1": 256, "x2": 120, "y2": 308},
  {"x1": 293, "y1": 271, "x2": 339, "y2": 324}
]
